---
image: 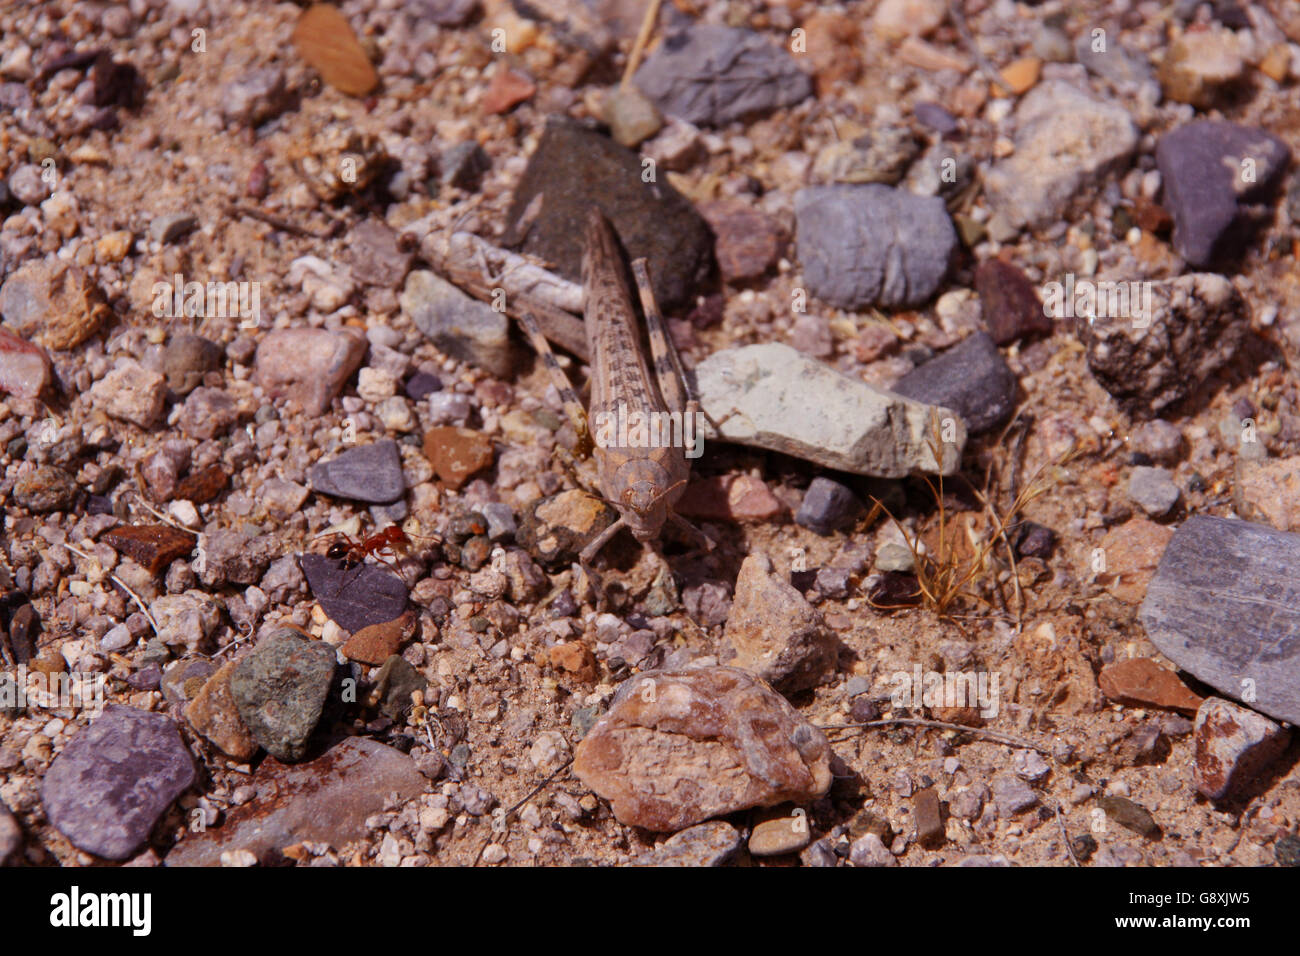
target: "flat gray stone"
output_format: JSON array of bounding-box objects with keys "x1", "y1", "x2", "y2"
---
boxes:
[
  {"x1": 633, "y1": 25, "x2": 811, "y2": 128},
  {"x1": 41, "y1": 704, "x2": 195, "y2": 860},
  {"x1": 401, "y1": 270, "x2": 512, "y2": 378},
  {"x1": 694, "y1": 343, "x2": 965, "y2": 477},
  {"x1": 795, "y1": 183, "x2": 956, "y2": 310},
  {"x1": 1140, "y1": 515, "x2": 1300, "y2": 725},
  {"x1": 164, "y1": 737, "x2": 425, "y2": 866},
  {"x1": 1127, "y1": 465, "x2": 1181, "y2": 517},
  {"x1": 309, "y1": 438, "x2": 405, "y2": 504},
  {"x1": 891, "y1": 332, "x2": 1016, "y2": 434},
  {"x1": 990, "y1": 774, "x2": 1037, "y2": 816}
]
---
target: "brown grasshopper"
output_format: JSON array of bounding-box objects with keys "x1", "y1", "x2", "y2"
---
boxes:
[{"x1": 516, "y1": 208, "x2": 714, "y2": 604}]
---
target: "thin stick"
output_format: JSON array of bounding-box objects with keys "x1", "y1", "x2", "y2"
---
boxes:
[
  {"x1": 225, "y1": 203, "x2": 335, "y2": 239},
  {"x1": 1056, "y1": 801, "x2": 1081, "y2": 866},
  {"x1": 819, "y1": 717, "x2": 1053, "y2": 756},
  {"x1": 60, "y1": 542, "x2": 159, "y2": 636},
  {"x1": 948, "y1": 0, "x2": 1014, "y2": 95},
  {"x1": 621, "y1": 0, "x2": 662, "y2": 89},
  {"x1": 130, "y1": 490, "x2": 199, "y2": 532},
  {"x1": 473, "y1": 757, "x2": 575, "y2": 865}
]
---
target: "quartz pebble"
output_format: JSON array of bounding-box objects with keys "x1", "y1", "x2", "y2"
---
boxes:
[
  {"x1": 723, "y1": 553, "x2": 838, "y2": 694},
  {"x1": 1193, "y1": 697, "x2": 1291, "y2": 800}
]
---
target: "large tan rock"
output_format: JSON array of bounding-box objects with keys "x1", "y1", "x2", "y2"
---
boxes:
[{"x1": 574, "y1": 667, "x2": 832, "y2": 832}]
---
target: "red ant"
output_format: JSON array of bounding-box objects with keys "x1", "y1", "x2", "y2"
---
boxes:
[{"x1": 316, "y1": 524, "x2": 442, "y2": 590}]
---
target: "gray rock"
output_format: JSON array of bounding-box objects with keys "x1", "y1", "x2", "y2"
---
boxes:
[
  {"x1": 230, "y1": 629, "x2": 338, "y2": 762},
  {"x1": 984, "y1": 81, "x2": 1138, "y2": 230},
  {"x1": 795, "y1": 476, "x2": 863, "y2": 535},
  {"x1": 795, "y1": 183, "x2": 956, "y2": 309},
  {"x1": 694, "y1": 343, "x2": 965, "y2": 477},
  {"x1": 1127, "y1": 466, "x2": 1181, "y2": 517},
  {"x1": 1140, "y1": 516, "x2": 1300, "y2": 726},
  {"x1": 1155, "y1": 121, "x2": 1291, "y2": 269},
  {"x1": 1077, "y1": 273, "x2": 1248, "y2": 418},
  {"x1": 197, "y1": 529, "x2": 278, "y2": 588},
  {"x1": 401, "y1": 270, "x2": 512, "y2": 378},
  {"x1": 220, "y1": 66, "x2": 292, "y2": 127},
  {"x1": 309, "y1": 438, "x2": 406, "y2": 504},
  {"x1": 439, "y1": 141, "x2": 490, "y2": 191},
  {"x1": 1097, "y1": 795, "x2": 1159, "y2": 838},
  {"x1": 891, "y1": 332, "x2": 1016, "y2": 434},
  {"x1": 950, "y1": 853, "x2": 1011, "y2": 867},
  {"x1": 1131, "y1": 419, "x2": 1183, "y2": 464},
  {"x1": 501, "y1": 117, "x2": 713, "y2": 313},
  {"x1": 346, "y1": 220, "x2": 412, "y2": 290},
  {"x1": 990, "y1": 773, "x2": 1037, "y2": 816},
  {"x1": 0, "y1": 800, "x2": 20, "y2": 865},
  {"x1": 480, "y1": 501, "x2": 517, "y2": 542},
  {"x1": 633, "y1": 25, "x2": 811, "y2": 127},
  {"x1": 849, "y1": 832, "x2": 896, "y2": 866},
  {"x1": 1193, "y1": 697, "x2": 1290, "y2": 800},
  {"x1": 633, "y1": 821, "x2": 742, "y2": 866},
  {"x1": 164, "y1": 737, "x2": 424, "y2": 866},
  {"x1": 417, "y1": 0, "x2": 479, "y2": 26},
  {"x1": 1074, "y1": 34, "x2": 1155, "y2": 87},
  {"x1": 149, "y1": 213, "x2": 198, "y2": 245},
  {"x1": 41, "y1": 704, "x2": 195, "y2": 860},
  {"x1": 949, "y1": 786, "x2": 985, "y2": 820}
]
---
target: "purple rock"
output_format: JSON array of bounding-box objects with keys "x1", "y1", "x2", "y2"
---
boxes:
[
  {"x1": 299, "y1": 553, "x2": 409, "y2": 632},
  {"x1": 1156, "y1": 121, "x2": 1291, "y2": 269},
  {"x1": 41, "y1": 704, "x2": 195, "y2": 860}
]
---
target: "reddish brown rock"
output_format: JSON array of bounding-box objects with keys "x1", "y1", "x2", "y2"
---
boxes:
[
  {"x1": 724, "y1": 553, "x2": 838, "y2": 694},
  {"x1": 174, "y1": 464, "x2": 230, "y2": 504},
  {"x1": 698, "y1": 199, "x2": 782, "y2": 282},
  {"x1": 1099, "y1": 657, "x2": 1205, "y2": 715},
  {"x1": 103, "y1": 524, "x2": 197, "y2": 576},
  {"x1": 482, "y1": 67, "x2": 535, "y2": 114},
  {"x1": 677, "y1": 473, "x2": 783, "y2": 522},
  {"x1": 0, "y1": 327, "x2": 53, "y2": 399},
  {"x1": 1194, "y1": 697, "x2": 1291, "y2": 800},
  {"x1": 0, "y1": 259, "x2": 110, "y2": 350},
  {"x1": 184, "y1": 659, "x2": 258, "y2": 761},
  {"x1": 292, "y1": 3, "x2": 378, "y2": 96},
  {"x1": 974, "y1": 259, "x2": 1051, "y2": 345},
  {"x1": 422, "y1": 426, "x2": 494, "y2": 490},
  {"x1": 549, "y1": 641, "x2": 598, "y2": 684},
  {"x1": 1096, "y1": 518, "x2": 1174, "y2": 604},
  {"x1": 341, "y1": 610, "x2": 417, "y2": 666},
  {"x1": 573, "y1": 666, "x2": 832, "y2": 831}
]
